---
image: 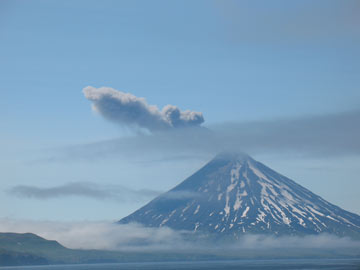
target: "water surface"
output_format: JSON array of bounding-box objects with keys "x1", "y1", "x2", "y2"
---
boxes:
[{"x1": 1, "y1": 259, "x2": 360, "y2": 270}]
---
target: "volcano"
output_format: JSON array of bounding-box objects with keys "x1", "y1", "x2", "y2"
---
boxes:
[{"x1": 119, "y1": 153, "x2": 360, "y2": 238}]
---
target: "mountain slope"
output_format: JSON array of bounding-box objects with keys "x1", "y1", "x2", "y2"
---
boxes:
[
  {"x1": 0, "y1": 232, "x2": 66, "y2": 254},
  {"x1": 119, "y1": 153, "x2": 360, "y2": 238}
]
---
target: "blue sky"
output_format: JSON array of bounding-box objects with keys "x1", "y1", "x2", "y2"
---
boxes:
[{"x1": 1, "y1": 0, "x2": 360, "y2": 221}]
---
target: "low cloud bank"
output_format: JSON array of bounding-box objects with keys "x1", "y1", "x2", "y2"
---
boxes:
[
  {"x1": 0, "y1": 218, "x2": 359, "y2": 252},
  {"x1": 8, "y1": 182, "x2": 161, "y2": 202},
  {"x1": 227, "y1": 233, "x2": 360, "y2": 250},
  {"x1": 0, "y1": 219, "x2": 190, "y2": 251},
  {"x1": 83, "y1": 86, "x2": 204, "y2": 132}
]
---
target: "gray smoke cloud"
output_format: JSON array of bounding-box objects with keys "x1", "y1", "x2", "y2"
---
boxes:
[
  {"x1": 83, "y1": 86, "x2": 204, "y2": 132},
  {"x1": 48, "y1": 109, "x2": 360, "y2": 163},
  {"x1": 8, "y1": 182, "x2": 161, "y2": 202}
]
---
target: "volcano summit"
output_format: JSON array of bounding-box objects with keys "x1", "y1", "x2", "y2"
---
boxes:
[{"x1": 119, "y1": 153, "x2": 360, "y2": 238}]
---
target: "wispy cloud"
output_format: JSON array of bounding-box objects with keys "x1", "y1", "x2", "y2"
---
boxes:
[
  {"x1": 217, "y1": 1, "x2": 360, "y2": 45},
  {"x1": 161, "y1": 190, "x2": 202, "y2": 200},
  {"x1": 210, "y1": 109, "x2": 360, "y2": 157},
  {"x1": 47, "y1": 109, "x2": 360, "y2": 163},
  {"x1": 8, "y1": 182, "x2": 161, "y2": 202},
  {"x1": 83, "y1": 86, "x2": 204, "y2": 132}
]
